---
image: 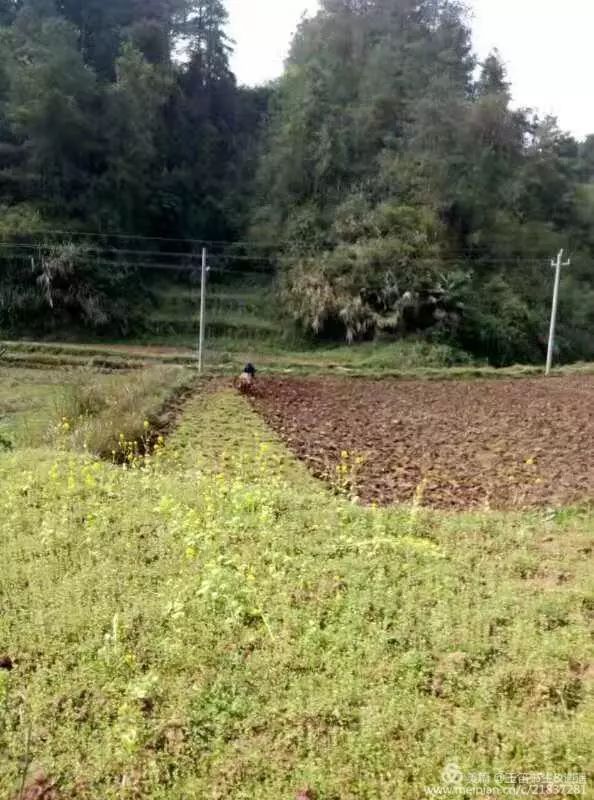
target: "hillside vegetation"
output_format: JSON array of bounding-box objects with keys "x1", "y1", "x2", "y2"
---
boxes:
[
  {"x1": 255, "y1": 2, "x2": 594, "y2": 364},
  {"x1": 0, "y1": 1, "x2": 592, "y2": 365}
]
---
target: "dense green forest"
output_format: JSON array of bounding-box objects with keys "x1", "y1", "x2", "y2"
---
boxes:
[{"x1": 0, "y1": 0, "x2": 593, "y2": 364}]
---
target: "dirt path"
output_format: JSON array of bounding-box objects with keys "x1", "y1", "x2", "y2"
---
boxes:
[{"x1": 250, "y1": 376, "x2": 594, "y2": 510}]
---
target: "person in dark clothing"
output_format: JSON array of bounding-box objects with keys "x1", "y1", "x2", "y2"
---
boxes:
[{"x1": 237, "y1": 363, "x2": 256, "y2": 393}]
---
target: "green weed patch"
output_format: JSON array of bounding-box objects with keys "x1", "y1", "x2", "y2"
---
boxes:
[{"x1": 0, "y1": 388, "x2": 592, "y2": 798}]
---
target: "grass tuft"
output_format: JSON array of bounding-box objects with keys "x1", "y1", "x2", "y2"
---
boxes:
[{"x1": 52, "y1": 366, "x2": 194, "y2": 456}]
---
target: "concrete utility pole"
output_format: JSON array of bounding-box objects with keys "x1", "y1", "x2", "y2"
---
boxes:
[
  {"x1": 198, "y1": 246, "x2": 207, "y2": 374},
  {"x1": 546, "y1": 248, "x2": 570, "y2": 376}
]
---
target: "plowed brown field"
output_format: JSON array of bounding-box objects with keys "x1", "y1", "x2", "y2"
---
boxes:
[{"x1": 250, "y1": 376, "x2": 594, "y2": 510}]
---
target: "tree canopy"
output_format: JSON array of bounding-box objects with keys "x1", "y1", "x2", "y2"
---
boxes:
[
  {"x1": 253, "y1": 0, "x2": 594, "y2": 364},
  {"x1": 0, "y1": 0, "x2": 593, "y2": 364},
  {"x1": 0, "y1": 0, "x2": 260, "y2": 237}
]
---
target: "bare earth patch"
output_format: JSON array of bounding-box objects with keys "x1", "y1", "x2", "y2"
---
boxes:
[{"x1": 250, "y1": 375, "x2": 594, "y2": 510}]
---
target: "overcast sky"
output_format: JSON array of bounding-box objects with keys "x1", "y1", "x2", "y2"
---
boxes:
[{"x1": 227, "y1": 0, "x2": 594, "y2": 140}]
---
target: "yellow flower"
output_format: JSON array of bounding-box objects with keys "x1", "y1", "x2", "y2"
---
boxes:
[
  {"x1": 143, "y1": 420, "x2": 150, "y2": 430},
  {"x1": 124, "y1": 652, "x2": 136, "y2": 667}
]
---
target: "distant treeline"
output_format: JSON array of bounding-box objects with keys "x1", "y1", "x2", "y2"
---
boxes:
[{"x1": 0, "y1": 0, "x2": 593, "y2": 365}]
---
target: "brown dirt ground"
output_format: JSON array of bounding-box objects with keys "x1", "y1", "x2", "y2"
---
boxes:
[
  {"x1": 12, "y1": 771, "x2": 60, "y2": 800},
  {"x1": 250, "y1": 375, "x2": 594, "y2": 510}
]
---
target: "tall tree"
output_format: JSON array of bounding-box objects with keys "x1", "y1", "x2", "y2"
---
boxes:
[
  {"x1": 255, "y1": 0, "x2": 475, "y2": 242},
  {"x1": 0, "y1": 3, "x2": 97, "y2": 214},
  {"x1": 97, "y1": 43, "x2": 171, "y2": 232},
  {"x1": 160, "y1": 0, "x2": 238, "y2": 238}
]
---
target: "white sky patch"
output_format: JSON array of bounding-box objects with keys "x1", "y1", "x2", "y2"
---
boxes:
[
  {"x1": 227, "y1": 0, "x2": 319, "y2": 86},
  {"x1": 228, "y1": 0, "x2": 594, "y2": 139},
  {"x1": 472, "y1": 0, "x2": 594, "y2": 139}
]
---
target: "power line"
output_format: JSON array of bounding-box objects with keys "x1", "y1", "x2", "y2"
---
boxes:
[
  {"x1": 0, "y1": 251, "x2": 276, "y2": 275},
  {"x1": 0, "y1": 253, "x2": 275, "y2": 280},
  {"x1": 0, "y1": 245, "x2": 557, "y2": 266},
  {"x1": 0, "y1": 240, "x2": 580, "y2": 276},
  {"x1": 13, "y1": 229, "x2": 285, "y2": 249},
  {"x1": 0, "y1": 241, "x2": 282, "y2": 264},
  {"x1": 0, "y1": 235, "x2": 575, "y2": 262},
  {"x1": 0, "y1": 253, "x2": 568, "y2": 278},
  {"x1": 0, "y1": 242, "x2": 197, "y2": 260}
]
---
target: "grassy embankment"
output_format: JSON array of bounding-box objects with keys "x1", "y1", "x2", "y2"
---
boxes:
[
  {"x1": 0, "y1": 365, "x2": 193, "y2": 453},
  {"x1": 4, "y1": 339, "x2": 594, "y2": 382},
  {"x1": 4, "y1": 275, "x2": 594, "y2": 378}
]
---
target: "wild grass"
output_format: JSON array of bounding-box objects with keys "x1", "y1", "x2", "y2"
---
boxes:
[
  {"x1": 280, "y1": 338, "x2": 476, "y2": 369},
  {"x1": 0, "y1": 368, "x2": 73, "y2": 447},
  {"x1": 0, "y1": 364, "x2": 193, "y2": 455},
  {"x1": 5, "y1": 338, "x2": 594, "y2": 381},
  {"x1": 0, "y1": 386, "x2": 592, "y2": 798},
  {"x1": 52, "y1": 365, "x2": 193, "y2": 456}
]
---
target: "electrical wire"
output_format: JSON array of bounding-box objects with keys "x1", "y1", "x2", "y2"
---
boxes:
[{"x1": 0, "y1": 229, "x2": 573, "y2": 259}]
